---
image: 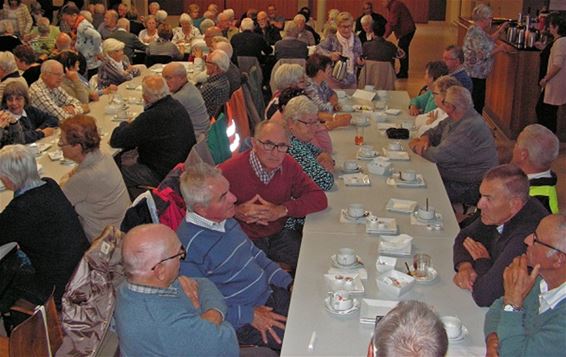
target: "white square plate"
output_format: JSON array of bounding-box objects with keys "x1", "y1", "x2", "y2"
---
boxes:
[
  {"x1": 379, "y1": 234, "x2": 413, "y2": 256},
  {"x1": 324, "y1": 273, "x2": 364, "y2": 294},
  {"x1": 385, "y1": 108, "x2": 402, "y2": 115},
  {"x1": 390, "y1": 175, "x2": 426, "y2": 188},
  {"x1": 382, "y1": 148, "x2": 410, "y2": 160},
  {"x1": 342, "y1": 174, "x2": 371, "y2": 186},
  {"x1": 359, "y1": 299, "x2": 398, "y2": 324},
  {"x1": 386, "y1": 198, "x2": 417, "y2": 213},
  {"x1": 366, "y1": 217, "x2": 398, "y2": 235}
]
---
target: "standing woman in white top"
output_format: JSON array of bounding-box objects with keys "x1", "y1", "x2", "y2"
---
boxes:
[
  {"x1": 538, "y1": 13, "x2": 566, "y2": 133},
  {"x1": 138, "y1": 15, "x2": 159, "y2": 44},
  {"x1": 1, "y1": 0, "x2": 32, "y2": 38}
]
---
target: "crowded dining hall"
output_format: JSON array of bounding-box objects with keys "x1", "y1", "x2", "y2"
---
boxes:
[{"x1": 0, "y1": 0, "x2": 565, "y2": 356}]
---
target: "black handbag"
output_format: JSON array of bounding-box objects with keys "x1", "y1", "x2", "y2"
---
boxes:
[{"x1": 386, "y1": 128, "x2": 410, "y2": 140}]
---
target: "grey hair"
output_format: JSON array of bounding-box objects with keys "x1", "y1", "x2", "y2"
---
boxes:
[
  {"x1": 361, "y1": 14, "x2": 373, "y2": 25},
  {"x1": 240, "y1": 17, "x2": 254, "y2": 31},
  {"x1": 106, "y1": 9, "x2": 119, "y2": 22},
  {"x1": 445, "y1": 45, "x2": 464, "y2": 63},
  {"x1": 443, "y1": 85, "x2": 473, "y2": 112},
  {"x1": 284, "y1": 21, "x2": 299, "y2": 37},
  {"x1": 0, "y1": 52, "x2": 17, "y2": 73},
  {"x1": 0, "y1": 144, "x2": 42, "y2": 190},
  {"x1": 472, "y1": 4, "x2": 492, "y2": 21},
  {"x1": 516, "y1": 124, "x2": 559, "y2": 169},
  {"x1": 179, "y1": 13, "x2": 192, "y2": 25},
  {"x1": 148, "y1": 2, "x2": 160, "y2": 10},
  {"x1": 254, "y1": 120, "x2": 290, "y2": 139},
  {"x1": 214, "y1": 41, "x2": 233, "y2": 58},
  {"x1": 208, "y1": 49, "x2": 230, "y2": 72},
  {"x1": 117, "y1": 18, "x2": 130, "y2": 30},
  {"x1": 283, "y1": 95, "x2": 318, "y2": 122},
  {"x1": 165, "y1": 62, "x2": 187, "y2": 77},
  {"x1": 155, "y1": 9, "x2": 168, "y2": 22},
  {"x1": 224, "y1": 9, "x2": 235, "y2": 20},
  {"x1": 94, "y1": 3, "x2": 105, "y2": 14},
  {"x1": 211, "y1": 35, "x2": 229, "y2": 45},
  {"x1": 372, "y1": 300, "x2": 448, "y2": 357},
  {"x1": 142, "y1": 75, "x2": 170, "y2": 104},
  {"x1": 484, "y1": 164, "x2": 529, "y2": 203},
  {"x1": 80, "y1": 10, "x2": 93, "y2": 23},
  {"x1": 200, "y1": 18, "x2": 215, "y2": 33},
  {"x1": 273, "y1": 63, "x2": 305, "y2": 90},
  {"x1": 432, "y1": 75, "x2": 461, "y2": 94},
  {"x1": 40, "y1": 59, "x2": 63, "y2": 74},
  {"x1": 180, "y1": 162, "x2": 223, "y2": 211},
  {"x1": 293, "y1": 14, "x2": 305, "y2": 23},
  {"x1": 102, "y1": 38, "x2": 125, "y2": 55}
]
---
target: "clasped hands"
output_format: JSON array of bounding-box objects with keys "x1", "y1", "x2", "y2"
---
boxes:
[
  {"x1": 235, "y1": 194, "x2": 287, "y2": 226},
  {"x1": 453, "y1": 237, "x2": 490, "y2": 290},
  {"x1": 408, "y1": 135, "x2": 430, "y2": 156}
]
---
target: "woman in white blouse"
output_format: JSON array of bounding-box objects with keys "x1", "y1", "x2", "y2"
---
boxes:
[{"x1": 138, "y1": 15, "x2": 158, "y2": 44}]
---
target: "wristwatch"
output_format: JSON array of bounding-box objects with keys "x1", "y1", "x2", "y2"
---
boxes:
[{"x1": 503, "y1": 304, "x2": 522, "y2": 312}]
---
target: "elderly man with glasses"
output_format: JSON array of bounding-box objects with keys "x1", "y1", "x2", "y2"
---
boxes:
[
  {"x1": 219, "y1": 120, "x2": 327, "y2": 271},
  {"x1": 484, "y1": 214, "x2": 566, "y2": 357},
  {"x1": 442, "y1": 45, "x2": 473, "y2": 93},
  {"x1": 452, "y1": 164, "x2": 549, "y2": 307},
  {"x1": 115, "y1": 223, "x2": 239, "y2": 357}
]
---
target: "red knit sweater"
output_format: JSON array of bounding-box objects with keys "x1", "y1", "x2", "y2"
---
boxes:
[{"x1": 219, "y1": 150, "x2": 328, "y2": 240}]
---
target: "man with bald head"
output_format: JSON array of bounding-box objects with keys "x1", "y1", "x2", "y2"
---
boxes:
[
  {"x1": 484, "y1": 214, "x2": 566, "y2": 356},
  {"x1": 29, "y1": 60, "x2": 84, "y2": 120},
  {"x1": 53, "y1": 32, "x2": 73, "y2": 54},
  {"x1": 162, "y1": 62, "x2": 210, "y2": 137},
  {"x1": 217, "y1": 11, "x2": 238, "y2": 40},
  {"x1": 511, "y1": 124, "x2": 560, "y2": 214},
  {"x1": 255, "y1": 11, "x2": 281, "y2": 46},
  {"x1": 115, "y1": 224, "x2": 239, "y2": 356},
  {"x1": 110, "y1": 75, "x2": 196, "y2": 198}
]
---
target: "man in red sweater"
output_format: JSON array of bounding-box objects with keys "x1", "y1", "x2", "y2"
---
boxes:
[
  {"x1": 383, "y1": 0, "x2": 416, "y2": 79},
  {"x1": 219, "y1": 121, "x2": 328, "y2": 269}
]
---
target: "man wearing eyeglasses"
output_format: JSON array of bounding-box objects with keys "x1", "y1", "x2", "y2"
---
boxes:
[
  {"x1": 442, "y1": 45, "x2": 473, "y2": 93},
  {"x1": 452, "y1": 164, "x2": 549, "y2": 307},
  {"x1": 219, "y1": 120, "x2": 327, "y2": 270},
  {"x1": 115, "y1": 224, "x2": 239, "y2": 357},
  {"x1": 484, "y1": 214, "x2": 566, "y2": 357}
]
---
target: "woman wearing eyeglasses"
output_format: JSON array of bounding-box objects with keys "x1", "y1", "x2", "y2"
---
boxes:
[{"x1": 58, "y1": 114, "x2": 131, "y2": 242}]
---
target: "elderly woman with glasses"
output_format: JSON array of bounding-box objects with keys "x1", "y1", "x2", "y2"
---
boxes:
[
  {"x1": 316, "y1": 12, "x2": 363, "y2": 89},
  {"x1": 0, "y1": 81, "x2": 58, "y2": 146},
  {"x1": 0, "y1": 144, "x2": 89, "y2": 311},
  {"x1": 98, "y1": 38, "x2": 141, "y2": 89},
  {"x1": 58, "y1": 115, "x2": 131, "y2": 242},
  {"x1": 172, "y1": 13, "x2": 200, "y2": 47}
]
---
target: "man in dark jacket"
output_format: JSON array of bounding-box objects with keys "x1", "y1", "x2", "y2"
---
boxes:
[
  {"x1": 230, "y1": 18, "x2": 272, "y2": 64},
  {"x1": 110, "y1": 75, "x2": 196, "y2": 199},
  {"x1": 255, "y1": 11, "x2": 281, "y2": 46},
  {"x1": 108, "y1": 18, "x2": 147, "y2": 62}
]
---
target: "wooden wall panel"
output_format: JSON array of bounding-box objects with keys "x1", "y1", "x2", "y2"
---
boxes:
[
  {"x1": 181, "y1": 0, "x2": 298, "y2": 20},
  {"x1": 313, "y1": 0, "x2": 428, "y2": 23}
]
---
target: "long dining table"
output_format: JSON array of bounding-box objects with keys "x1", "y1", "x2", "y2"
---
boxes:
[{"x1": 281, "y1": 91, "x2": 487, "y2": 356}]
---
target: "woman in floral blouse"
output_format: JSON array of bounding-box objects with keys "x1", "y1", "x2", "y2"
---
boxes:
[{"x1": 463, "y1": 4, "x2": 508, "y2": 114}]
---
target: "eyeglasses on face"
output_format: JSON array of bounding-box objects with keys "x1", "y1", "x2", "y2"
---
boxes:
[
  {"x1": 257, "y1": 139, "x2": 290, "y2": 153},
  {"x1": 151, "y1": 245, "x2": 187, "y2": 270},
  {"x1": 532, "y1": 231, "x2": 566, "y2": 255},
  {"x1": 297, "y1": 119, "x2": 318, "y2": 126}
]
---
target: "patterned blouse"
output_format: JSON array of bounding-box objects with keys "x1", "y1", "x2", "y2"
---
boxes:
[
  {"x1": 305, "y1": 77, "x2": 335, "y2": 113},
  {"x1": 284, "y1": 136, "x2": 334, "y2": 231},
  {"x1": 316, "y1": 34, "x2": 363, "y2": 87},
  {"x1": 463, "y1": 25, "x2": 495, "y2": 79}
]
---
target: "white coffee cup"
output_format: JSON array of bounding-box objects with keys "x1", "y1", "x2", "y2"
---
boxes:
[
  {"x1": 330, "y1": 290, "x2": 354, "y2": 310},
  {"x1": 343, "y1": 160, "x2": 359, "y2": 171},
  {"x1": 364, "y1": 85, "x2": 375, "y2": 91},
  {"x1": 388, "y1": 141, "x2": 402, "y2": 151},
  {"x1": 441, "y1": 316, "x2": 463, "y2": 339},
  {"x1": 347, "y1": 204, "x2": 365, "y2": 218},
  {"x1": 418, "y1": 206, "x2": 435, "y2": 220},
  {"x1": 401, "y1": 170, "x2": 417, "y2": 182},
  {"x1": 336, "y1": 248, "x2": 356, "y2": 266},
  {"x1": 360, "y1": 145, "x2": 374, "y2": 156}
]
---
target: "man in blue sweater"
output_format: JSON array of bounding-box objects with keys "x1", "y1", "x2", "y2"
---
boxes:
[
  {"x1": 177, "y1": 162, "x2": 293, "y2": 350},
  {"x1": 484, "y1": 214, "x2": 566, "y2": 356},
  {"x1": 114, "y1": 224, "x2": 239, "y2": 357}
]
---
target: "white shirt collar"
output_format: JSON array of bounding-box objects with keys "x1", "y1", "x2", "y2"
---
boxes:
[
  {"x1": 527, "y1": 170, "x2": 552, "y2": 180},
  {"x1": 185, "y1": 211, "x2": 226, "y2": 233},
  {"x1": 496, "y1": 224, "x2": 504, "y2": 234},
  {"x1": 539, "y1": 279, "x2": 566, "y2": 314},
  {"x1": 11, "y1": 109, "x2": 27, "y2": 121}
]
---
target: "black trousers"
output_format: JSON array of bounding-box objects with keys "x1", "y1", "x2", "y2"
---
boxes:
[
  {"x1": 397, "y1": 30, "x2": 415, "y2": 77},
  {"x1": 535, "y1": 89, "x2": 558, "y2": 133},
  {"x1": 253, "y1": 229, "x2": 302, "y2": 271},
  {"x1": 471, "y1": 77, "x2": 486, "y2": 115}
]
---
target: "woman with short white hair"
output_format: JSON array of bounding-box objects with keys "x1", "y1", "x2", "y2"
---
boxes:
[
  {"x1": 0, "y1": 144, "x2": 89, "y2": 313},
  {"x1": 97, "y1": 38, "x2": 141, "y2": 89},
  {"x1": 265, "y1": 63, "x2": 305, "y2": 120},
  {"x1": 172, "y1": 13, "x2": 201, "y2": 48}
]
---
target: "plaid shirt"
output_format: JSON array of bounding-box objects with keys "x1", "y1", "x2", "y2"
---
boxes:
[
  {"x1": 29, "y1": 78, "x2": 84, "y2": 121},
  {"x1": 127, "y1": 281, "x2": 179, "y2": 297},
  {"x1": 249, "y1": 150, "x2": 281, "y2": 184},
  {"x1": 198, "y1": 72, "x2": 230, "y2": 117}
]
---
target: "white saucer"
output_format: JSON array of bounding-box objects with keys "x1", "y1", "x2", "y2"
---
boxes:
[
  {"x1": 342, "y1": 167, "x2": 361, "y2": 174},
  {"x1": 324, "y1": 297, "x2": 360, "y2": 315},
  {"x1": 357, "y1": 151, "x2": 379, "y2": 160},
  {"x1": 331, "y1": 255, "x2": 364, "y2": 270},
  {"x1": 448, "y1": 326, "x2": 468, "y2": 342},
  {"x1": 414, "y1": 267, "x2": 438, "y2": 284},
  {"x1": 342, "y1": 209, "x2": 370, "y2": 221}
]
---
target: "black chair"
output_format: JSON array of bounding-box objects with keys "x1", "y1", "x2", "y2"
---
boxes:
[
  {"x1": 129, "y1": 20, "x2": 144, "y2": 36},
  {"x1": 145, "y1": 55, "x2": 173, "y2": 67}
]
